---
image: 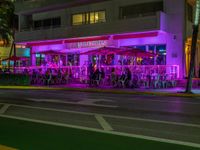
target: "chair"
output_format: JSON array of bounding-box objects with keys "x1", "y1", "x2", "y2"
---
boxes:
[
  {"x1": 118, "y1": 74, "x2": 126, "y2": 88},
  {"x1": 151, "y1": 73, "x2": 160, "y2": 89}
]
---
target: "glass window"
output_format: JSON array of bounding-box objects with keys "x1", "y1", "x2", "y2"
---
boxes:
[
  {"x1": 34, "y1": 20, "x2": 42, "y2": 29},
  {"x1": 72, "y1": 11, "x2": 106, "y2": 26},
  {"x1": 67, "y1": 54, "x2": 80, "y2": 66},
  {"x1": 52, "y1": 17, "x2": 61, "y2": 27},
  {"x1": 72, "y1": 14, "x2": 85, "y2": 25},
  {"x1": 43, "y1": 19, "x2": 51, "y2": 28},
  {"x1": 96, "y1": 11, "x2": 106, "y2": 23},
  {"x1": 120, "y1": 1, "x2": 163, "y2": 19},
  {"x1": 187, "y1": 3, "x2": 193, "y2": 22},
  {"x1": 90, "y1": 12, "x2": 95, "y2": 24},
  {"x1": 86, "y1": 13, "x2": 89, "y2": 24},
  {"x1": 156, "y1": 45, "x2": 166, "y2": 65}
]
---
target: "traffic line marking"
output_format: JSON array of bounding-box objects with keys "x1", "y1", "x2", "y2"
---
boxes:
[
  {"x1": 0, "y1": 114, "x2": 200, "y2": 149},
  {"x1": 27, "y1": 98, "x2": 118, "y2": 108},
  {"x1": 0, "y1": 104, "x2": 10, "y2": 114},
  {"x1": 1, "y1": 102, "x2": 200, "y2": 129},
  {"x1": 95, "y1": 114, "x2": 113, "y2": 131},
  {"x1": 0, "y1": 145, "x2": 17, "y2": 150}
]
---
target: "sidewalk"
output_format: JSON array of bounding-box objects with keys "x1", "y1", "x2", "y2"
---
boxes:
[{"x1": 0, "y1": 84, "x2": 199, "y2": 97}]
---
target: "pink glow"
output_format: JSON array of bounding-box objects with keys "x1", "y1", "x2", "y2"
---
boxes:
[
  {"x1": 15, "y1": 30, "x2": 182, "y2": 78},
  {"x1": 16, "y1": 30, "x2": 160, "y2": 46},
  {"x1": 15, "y1": 64, "x2": 179, "y2": 79},
  {"x1": 113, "y1": 32, "x2": 158, "y2": 40}
]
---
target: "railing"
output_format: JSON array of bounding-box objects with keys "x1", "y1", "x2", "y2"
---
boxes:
[{"x1": 7, "y1": 65, "x2": 179, "y2": 79}]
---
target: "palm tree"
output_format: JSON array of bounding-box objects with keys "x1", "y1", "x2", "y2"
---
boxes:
[
  {"x1": 0, "y1": 0, "x2": 14, "y2": 45},
  {"x1": 186, "y1": 0, "x2": 200, "y2": 93},
  {"x1": 0, "y1": 0, "x2": 15, "y2": 71}
]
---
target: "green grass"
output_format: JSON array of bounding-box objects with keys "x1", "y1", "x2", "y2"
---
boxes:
[{"x1": 0, "y1": 117, "x2": 199, "y2": 150}]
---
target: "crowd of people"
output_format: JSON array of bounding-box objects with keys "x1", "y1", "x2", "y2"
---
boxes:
[
  {"x1": 88, "y1": 63, "x2": 132, "y2": 88},
  {"x1": 30, "y1": 68, "x2": 72, "y2": 85}
]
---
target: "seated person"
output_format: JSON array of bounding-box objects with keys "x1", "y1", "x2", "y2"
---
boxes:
[
  {"x1": 92, "y1": 69, "x2": 101, "y2": 86},
  {"x1": 124, "y1": 68, "x2": 132, "y2": 87},
  {"x1": 100, "y1": 68, "x2": 105, "y2": 79},
  {"x1": 44, "y1": 69, "x2": 52, "y2": 85},
  {"x1": 111, "y1": 68, "x2": 117, "y2": 86},
  {"x1": 94, "y1": 69, "x2": 101, "y2": 80}
]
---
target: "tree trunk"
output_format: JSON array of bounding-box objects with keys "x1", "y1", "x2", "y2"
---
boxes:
[
  {"x1": 185, "y1": 25, "x2": 199, "y2": 93},
  {"x1": 8, "y1": 41, "x2": 14, "y2": 71},
  {"x1": 13, "y1": 41, "x2": 16, "y2": 73}
]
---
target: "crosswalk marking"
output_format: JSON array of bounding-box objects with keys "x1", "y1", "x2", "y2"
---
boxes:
[
  {"x1": 0, "y1": 104, "x2": 10, "y2": 114},
  {"x1": 95, "y1": 114, "x2": 113, "y2": 131},
  {"x1": 26, "y1": 98, "x2": 118, "y2": 108},
  {"x1": 0, "y1": 102, "x2": 200, "y2": 128},
  {"x1": 0, "y1": 114, "x2": 200, "y2": 149}
]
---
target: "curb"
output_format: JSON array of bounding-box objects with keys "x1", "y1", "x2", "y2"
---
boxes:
[{"x1": 0, "y1": 86, "x2": 199, "y2": 97}]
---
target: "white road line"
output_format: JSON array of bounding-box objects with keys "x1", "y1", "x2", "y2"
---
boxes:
[
  {"x1": 95, "y1": 114, "x2": 113, "y2": 131},
  {"x1": 27, "y1": 98, "x2": 118, "y2": 108},
  {"x1": 0, "y1": 114, "x2": 200, "y2": 148},
  {"x1": 0, "y1": 104, "x2": 10, "y2": 114},
  {"x1": 135, "y1": 99, "x2": 200, "y2": 105},
  {"x1": 0, "y1": 102, "x2": 200, "y2": 129}
]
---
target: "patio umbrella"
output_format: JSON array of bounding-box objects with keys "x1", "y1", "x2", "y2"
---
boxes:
[
  {"x1": 2, "y1": 56, "x2": 29, "y2": 61},
  {"x1": 80, "y1": 46, "x2": 125, "y2": 55},
  {"x1": 34, "y1": 50, "x2": 66, "y2": 55},
  {"x1": 117, "y1": 48, "x2": 157, "y2": 57}
]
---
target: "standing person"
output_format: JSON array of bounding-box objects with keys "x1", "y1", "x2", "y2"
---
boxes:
[
  {"x1": 199, "y1": 64, "x2": 200, "y2": 78},
  {"x1": 100, "y1": 67, "x2": 105, "y2": 81},
  {"x1": 125, "y1": 68, "x2": 132, "y2": 87},
  {"x1": 88, "y1": 63, "x2": 94, "y2": 86}
]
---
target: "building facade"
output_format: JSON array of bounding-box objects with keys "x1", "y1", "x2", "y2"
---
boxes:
[{"x1": 14, "y1": 0, "x2": 200, "y2": 78}]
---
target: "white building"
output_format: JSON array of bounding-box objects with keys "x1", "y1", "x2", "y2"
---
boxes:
[{"x1": 14, "y1": 0, "x2": 200, "y2": 78}]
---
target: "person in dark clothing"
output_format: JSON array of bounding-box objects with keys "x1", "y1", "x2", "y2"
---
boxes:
[
  {"x1": 100, "y1": 68, "x2": 105, "y2": 79},
  {"x1": 125, "y1": 68, "x2": 132, "y2": 87},
  {"x1": 88, "y1": 63, "x2": 94, "y2": 86}
]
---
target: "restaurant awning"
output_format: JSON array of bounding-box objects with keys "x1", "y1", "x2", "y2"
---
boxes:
[
  {"x1": 117, "y1": 48, "x2": 157, "y2": 57},
  {"x1": 2, "y1": 56, "x2": 29, "y2": 61},
  {"x1": 81, "y1": 46, "x2": 156, "y2": 57},
  {"x1": 33, "y1": 50, "x2": 66, "y2": 55},
  {"x1": 80, "y1": 46, "x2": 125, "y2": 55}
]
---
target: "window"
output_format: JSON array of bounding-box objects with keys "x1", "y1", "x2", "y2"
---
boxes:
[
  {"x1": 90, "y1": 12, "x2": 95, "y2": 24},
  {"x1": 34, "y1": 20, "x2": 42, "y2": 29},
  {"x1": 187, "y1": 3, "x2": 193, "y2": 22},
  {"x1": 120, "y1": 1, "x2": 163, "y2": 19},
  {"x1": 72, "y1": 14, "x2": 85, "y2": 25},
  {"x1": 156, "y1": 45, "x2": 166, "y2": 65},
  {"x1": 52, "y1": 17, "x2": 61, "y2": 27},
  {"x1": 72, "y1": 10, "x2": 106, "y2": 26},
  {"x1": 33, "y1": 17, "x2": 61, "y2": 29},
  {"x1": 97, "y1": 11, "x2": 106, "y2": 23},
  {"x1": 43, "y1": 19, "x2": 51, "y2": 28}
]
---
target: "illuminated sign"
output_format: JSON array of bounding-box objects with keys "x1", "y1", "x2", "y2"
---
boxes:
[
  {"x1": 68, "y1": 40, "x2": 108, "y2": 49},
  {"x1": 16, "y1": 45, "x2": 26, "y2": 49},
  {"x1": 195, "y1": 0, "x2": 200, "y2": 25}
]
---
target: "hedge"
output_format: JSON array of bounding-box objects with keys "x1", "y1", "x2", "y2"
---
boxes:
[{"x1": 0, "y1": 74, "x2": 30, "y2": 85}]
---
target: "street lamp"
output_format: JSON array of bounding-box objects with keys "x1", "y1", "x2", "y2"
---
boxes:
[{"x1": 186, "y1": 0, "x2": 200, "y2": 93}]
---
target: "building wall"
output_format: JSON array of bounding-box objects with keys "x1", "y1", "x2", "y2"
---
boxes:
[
  {"x1": 163, "y1": 0, "x2": 186, "y2": 78},
  {"x1": 15, "y1": 0, "x2": 188, "y2": 78},
  {"x1": 16, "y1": 0, "x2": 163, "y2": 42}
]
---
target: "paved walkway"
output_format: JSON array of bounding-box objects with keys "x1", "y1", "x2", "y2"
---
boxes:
[
  {"x1": 55, "y1": 84, "x2": 200, "y2": 94},
  {"x1": 0, "y1": 84, "x2": 199, "y2": 97}
]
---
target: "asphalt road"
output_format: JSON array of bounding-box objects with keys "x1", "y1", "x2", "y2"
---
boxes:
[{"x1": 0, "y1": 89, "x2": 200, "y2": 148}]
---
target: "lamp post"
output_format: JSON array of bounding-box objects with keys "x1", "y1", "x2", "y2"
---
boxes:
[{"x1": 186, "y1": 0, "x2": 200, "y2": 93}]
